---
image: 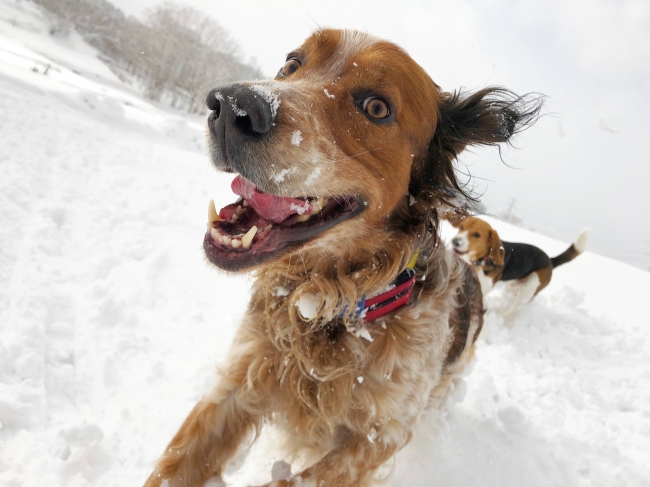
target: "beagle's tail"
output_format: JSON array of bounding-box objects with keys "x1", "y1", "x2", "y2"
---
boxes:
[{"x1": 551, "y1": 229, "x2": 589, "y2": 268}]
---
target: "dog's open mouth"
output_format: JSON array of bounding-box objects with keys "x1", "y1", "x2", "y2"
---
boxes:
[{"x1": 204, "y1": 175, "x2": 364, "y2": 270}]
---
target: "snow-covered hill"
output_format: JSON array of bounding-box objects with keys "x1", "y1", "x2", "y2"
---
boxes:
[{"x1": 1, "y1": 3, "x2": 649, "y2": 486}]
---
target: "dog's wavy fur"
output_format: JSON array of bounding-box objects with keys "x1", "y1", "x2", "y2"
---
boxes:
[{"x1": 144, "y1": 29, "x2": 542, "y2": 487}]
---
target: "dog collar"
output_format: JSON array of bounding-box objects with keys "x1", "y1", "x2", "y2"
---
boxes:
[
  {"x1": 475, "y1": 255, "x2": 492, "y2": 266},
  {"x1": 351, "y1": 252, "x2": 418, "y2": 322}
]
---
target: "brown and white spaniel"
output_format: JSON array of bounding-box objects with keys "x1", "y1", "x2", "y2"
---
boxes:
[{"x1": 143, "y1": 29, "x2": 543, "y2": 487}]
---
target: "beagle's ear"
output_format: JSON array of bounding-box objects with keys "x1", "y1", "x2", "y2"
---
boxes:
[{"x1": 487, "y1": 229, "x2": 505, "y2": 267}]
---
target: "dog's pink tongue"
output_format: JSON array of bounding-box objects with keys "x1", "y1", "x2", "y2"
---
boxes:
[{"x1": 231, "y1": 175, "x2": 312, "y2": 223}]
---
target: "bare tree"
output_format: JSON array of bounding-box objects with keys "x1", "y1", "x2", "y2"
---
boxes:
[
  {"x1": 33, "y1": 0, "x2": 263, "y2": 113},
  {"x1": 498, "y1": 198, "x2": 523, "y2": 226}
]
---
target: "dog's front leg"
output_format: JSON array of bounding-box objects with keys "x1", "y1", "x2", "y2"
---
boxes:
[
  {"x1": 144, "y1": 362, "x2": 264, "y2": 487},
  {"x1": 258, "y1": 432, "x2": 401, "y2": 487}
]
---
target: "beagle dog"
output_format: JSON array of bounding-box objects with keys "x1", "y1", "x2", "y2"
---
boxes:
[{"x1": 451, "y1": 217, "x2": 588, "y2": 308}]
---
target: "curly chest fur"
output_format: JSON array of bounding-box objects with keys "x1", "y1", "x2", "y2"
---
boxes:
[{"x1": 233, "y1": 264, "x2": 461, "y2": 452}]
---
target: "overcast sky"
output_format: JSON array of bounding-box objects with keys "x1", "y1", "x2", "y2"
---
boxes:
[{"x1": 111, "y1": 0, "x2": 650, "y2": 270}]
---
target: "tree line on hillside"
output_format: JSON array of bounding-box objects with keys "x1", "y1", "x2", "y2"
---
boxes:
[{"x1": 34, "y1": 0, "x2": 263, "y2": 113}]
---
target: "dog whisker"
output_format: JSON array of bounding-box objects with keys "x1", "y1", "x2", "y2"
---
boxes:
[{"x1": 329, "y1": 145, "x2": 387, "y2": 165}]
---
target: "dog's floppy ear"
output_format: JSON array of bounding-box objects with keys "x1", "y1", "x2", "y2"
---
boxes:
[
  {"x1": 409, "y1": 88, "x2": 543, "y2": 212},
  {"x1": 440, "y1": 210, "x2": 465, "y2": 228},
  {"x1": 434, "y1": 87, "x2": 544, "y2": 156},
  {"x1": 400, "y1": 88, "x2": 542, "y2": 234},
  {"x1": 487, "y1": 229, "x2": 505, "y2": 267}
]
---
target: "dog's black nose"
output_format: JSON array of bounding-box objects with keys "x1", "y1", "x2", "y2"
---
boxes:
[
  {"x1": 452, "y1": 237, "x2": 461, "y2": 247},
  {"x1": 206, "y1": 85, "x2": 275, "y2": 140}
]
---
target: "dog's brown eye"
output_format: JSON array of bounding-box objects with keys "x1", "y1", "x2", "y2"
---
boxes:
[
  {"x1": 473, "y1": 232, "x2": 480, "y2": 238},
  {"x1": 363, "y1": 97, "x2": 390, "y2": 119},
  {"x1": 281, "y1": 58, "x2": 301, "y2": 77}
]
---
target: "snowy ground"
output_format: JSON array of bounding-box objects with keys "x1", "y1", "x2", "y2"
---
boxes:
[{"x1": 1, "y1": 2, "x2": 649, "y2": 487}]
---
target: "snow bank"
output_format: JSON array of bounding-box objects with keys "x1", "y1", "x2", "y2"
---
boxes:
[{"x1": 1, "y1": 5, "x2": 649, "y2": 486}]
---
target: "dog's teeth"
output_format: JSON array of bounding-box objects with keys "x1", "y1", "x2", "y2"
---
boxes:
[
  {"x1": 236, "y1": 205, "x2": 245, "y2": 216},
  {"x1": 297, "y1": 215, "x2": 310, "y2": 222},
  {"x1": 264, "y1": 224, "x2": 272, "y2": 232},
  {"x1": 231, "y1": 238, "x2": 241, "y2": 248},
  {"x1": 231, "y1": 213, "x2": 239, "y2": 221},
  {"x1": 310, "y1": 197, "x2": 329, "y2": 213},
  {"x1": 212, "y1": 229, "x2": 225, "y2": 245},
  {"x1": 241, "y1": 226, "x2": 257, "y2": 249},
  {"x1": 242, "y1": 200, "x2": 250, "y2": 207},
  {"x1": 208, "y1": 200, "x2": 222, "y2": 224},
  {"x1": 222, "y1": 235, "x2": 231, "y2": 245}
]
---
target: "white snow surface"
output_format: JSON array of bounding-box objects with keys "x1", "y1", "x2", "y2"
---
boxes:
[{"x1": 1, "y1": 4, "x2": 649, "y2": 487}]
